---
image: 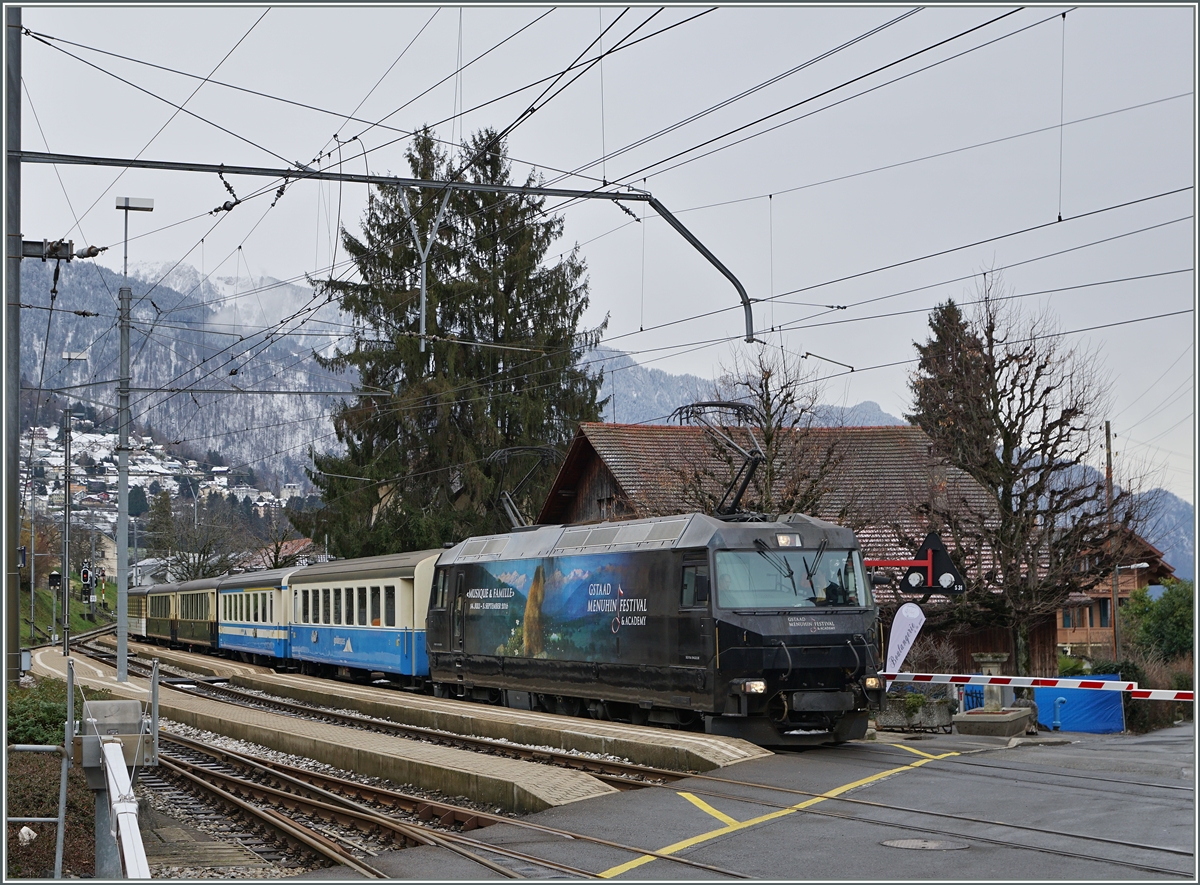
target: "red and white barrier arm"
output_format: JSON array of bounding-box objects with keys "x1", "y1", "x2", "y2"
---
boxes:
[{"x1": 884, "y1": 672, "x2": 1195, "y2": 702}]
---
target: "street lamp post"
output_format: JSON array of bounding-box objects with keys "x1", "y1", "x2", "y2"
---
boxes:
[
  {"x1": 115, "y1": 197, "x2": 152, "y2": 682},
  {"x1": 1111, "y1": 561, "x2": 1149, "y2": 656}
]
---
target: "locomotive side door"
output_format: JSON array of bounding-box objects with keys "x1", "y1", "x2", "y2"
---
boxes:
[
  {"x1": 676, "y1": 555, "x2": 713, "y2": 669},
  {"x1": 451, "y1": 571, "x2": 466, "y2": 654},
  {"x1": 426, "y1": 568, "x2": 449, "y2": 657}
]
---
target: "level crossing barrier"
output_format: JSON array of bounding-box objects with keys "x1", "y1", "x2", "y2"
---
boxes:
[{"x1": 884, "y1": 672, "x2": 1193, "y2": 703}]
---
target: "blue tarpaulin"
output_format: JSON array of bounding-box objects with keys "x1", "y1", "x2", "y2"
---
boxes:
[{"x1": 1034, "y1": 673, "x2": 1126, "y2": 734}]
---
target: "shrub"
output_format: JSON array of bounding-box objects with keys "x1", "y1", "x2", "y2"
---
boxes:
[
  {"x1": 903, "y1": 692, "x2": 927, "y2": 717},
  {"x1": 1090, "y1": 653, "x2": 1188, "y2": 733},
  {"x1": 1059, "y1": 654, "x2": 1086, "y2": 677},
  {"x1": 6, "y1": 677, "x2": 115, "y2": 747},
  {"x1": 6, "y1": 677, "x2": 121, "y2": 878}
]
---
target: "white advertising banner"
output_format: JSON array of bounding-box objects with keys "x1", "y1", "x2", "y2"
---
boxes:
[{"x1": 886, "y1": 602, "x2": 926, "y2": 673}]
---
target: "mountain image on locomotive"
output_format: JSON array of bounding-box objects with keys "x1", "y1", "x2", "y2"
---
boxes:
[
  {"x1": 426, "y1": 512, "x2": 886, "y2": 745},
  {"x1": 128, "y1": 511, "x2": 885, "y2": 746}
]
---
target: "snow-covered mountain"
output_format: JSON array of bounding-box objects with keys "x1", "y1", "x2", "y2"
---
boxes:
[
  {"x1": 18, "y1": 259, "x2": 351, "y2": 487},
  {"x1": 590, "y1": 345, "x2": 906, "y2": 428},
  {"x1": 1137, "y1": 487, "x2": 1195, "y2": 581}
]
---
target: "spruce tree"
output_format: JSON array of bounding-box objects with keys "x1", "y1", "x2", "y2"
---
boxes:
[
  {"x1": 295, "y1": 128, "x2": 606, "y2": 557},
  {"x1": 906, "y1": 298, "x2": 993, "y2": 479}
]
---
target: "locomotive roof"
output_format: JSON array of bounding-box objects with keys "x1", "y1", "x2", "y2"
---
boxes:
[
  {"x1": 288, "y1": 548, "x2": 442, "y2": 585},
  {"x1": 438, "y1": 511, "x2": 859, "y2": 566}
]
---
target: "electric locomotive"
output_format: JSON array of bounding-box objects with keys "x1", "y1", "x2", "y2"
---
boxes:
[{"x1": 426, "y1": 511, "x2": 886, "y2": 745}]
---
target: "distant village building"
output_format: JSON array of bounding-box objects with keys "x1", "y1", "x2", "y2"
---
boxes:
[{"x1": 229, "y1": 484, "x2": 259, "y2": 503}]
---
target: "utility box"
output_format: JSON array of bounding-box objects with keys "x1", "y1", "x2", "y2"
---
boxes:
[{"x1": 74, "y1": 700, "x2": 156, "y2": 789}]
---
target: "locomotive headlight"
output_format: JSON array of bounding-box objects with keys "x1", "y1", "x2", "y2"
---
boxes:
[
  {"x1": 863, "y1": 676, "x2": 883, "y2": 691},
  {"x1": 737, "y1": 679, "x2": 767, "y2": 694},
  {"x1": 775, "y1": 533, "x2": 800, "y2": 547}
]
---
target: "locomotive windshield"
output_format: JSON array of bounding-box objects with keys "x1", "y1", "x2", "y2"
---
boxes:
[{"x1": 715, "y1": 547, "x2": 870, "y2": 609}]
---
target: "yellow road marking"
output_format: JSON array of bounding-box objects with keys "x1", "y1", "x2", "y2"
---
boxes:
[
  {"x1": 600, "y1": 751, "x2": 959, "y2": 878},
  {"x1": 891, "y1": 743, "x2": 961, "y2": 761},
  {"x1": 679, "y1": 792, "x2": 740, "y2": 826}
]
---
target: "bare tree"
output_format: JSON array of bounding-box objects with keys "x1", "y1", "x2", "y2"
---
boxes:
[
  {"x1": 249, "y1": 506, "x2": 306, "y2": 570},
  {"x1": 673, "y1": 345, "x2": 854, "y2": 520},
  {"x1": 164, "y1": 493, "x2": 244, "y2": 581},
  {"x1": 908, "y1": 273, "x2": 1147, "y2": 675}
]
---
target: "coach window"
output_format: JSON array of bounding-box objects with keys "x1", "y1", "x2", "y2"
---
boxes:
[
  {"x1": 302, "y1": 589, "x2": 310, "y2": 623},
  {"x1": 357, "y1": 588, "x2": 368, "y2": 626},
  {"x1": 333, "y1": 588, "x2": 342, "y2": 625},
  {"x1": 268, "y1": 593, "x2": 273, "y2": 621},
  {"x1": 252, "y1": 593, "x2": 259, "y2": 623},
  {"x1": 322, "y1": 588, "x2": 331, "y2": 624},
  {"x1": 681, "y1": 563, "x2": 711, "y2": 608},
  {"x1": 370, "y1": 587, "x2": 381, "y2": 626},
  {"x1": 384, "y1": 586, "x2": 396, "y2": 627}
]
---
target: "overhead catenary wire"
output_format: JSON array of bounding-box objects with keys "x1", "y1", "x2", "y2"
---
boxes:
[
  {"x1": 24, "y1": 5, "x2": 1061, "y2": 378},
  {"x1": 30, "y1": 10, "x2": 1190, "y2": 472}
]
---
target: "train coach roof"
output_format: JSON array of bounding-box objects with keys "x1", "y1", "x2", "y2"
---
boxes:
[
  {"x1": 288, "y1": 549, "x2": 442, "y2": 585},
  {"x1": 152, "y1": 576, "x2": 222, "y2": 593},
  {"x1": 438, "y1": 511, "x2": 860, "y2": 565},
  {"x1": 217, "y1": 566, "x2": 305, "y2": 591}
]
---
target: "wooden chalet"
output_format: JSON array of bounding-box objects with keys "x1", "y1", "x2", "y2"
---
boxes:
[{"x1": 1057, "y1": 533, "x2": 1175, "y2": 660}]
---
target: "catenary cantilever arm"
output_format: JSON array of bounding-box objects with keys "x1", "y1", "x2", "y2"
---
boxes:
[
  {"x1": 648, "y1": 197, "x2": 754, "y2": 343},
  {"x1": 15, "y1": 150, "x2": 756, "y2": 343}
]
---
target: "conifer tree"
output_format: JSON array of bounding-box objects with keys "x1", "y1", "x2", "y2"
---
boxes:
[{"x1": 294, "y1": 128, "x2": 606, "y2": 556}]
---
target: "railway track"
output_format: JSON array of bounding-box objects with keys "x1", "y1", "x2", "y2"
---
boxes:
[
  {"x1": 78, "y1": 642, "x2": 679, "y2": 786},
  {"x1": 157, "y1": 731, "x2": 749, "y2": 879},
  {"x1": 72, "y1": 642, "x2": 1193, "y2": 879}
]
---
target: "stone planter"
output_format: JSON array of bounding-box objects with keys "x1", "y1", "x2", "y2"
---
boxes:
[{"x1": 875, "y1": 697, "x2": 955, "y2": 733}]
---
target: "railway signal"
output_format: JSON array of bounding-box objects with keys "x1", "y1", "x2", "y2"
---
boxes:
[{"x1": 865, "y1": 531, "x2": 965, "y2": 595}]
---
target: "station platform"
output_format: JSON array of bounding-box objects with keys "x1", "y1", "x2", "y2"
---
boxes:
[
  {"x1": 233, "y1": 671, "x2": 771, "y2": 772},
  {"x1": 84, "y1": 639, "x2": 770, "y2": 770},
  {"x1": 93, "y1": 636, "x2": 274, "y2": 679},
  {"x1": 26, "y1": 647, "x2": 616, "y2": 815}
]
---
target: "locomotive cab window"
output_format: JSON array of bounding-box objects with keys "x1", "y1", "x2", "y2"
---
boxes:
[
  {"x1": 681, "y1": 562, "x2": 711, "y2": 608},
  {"x1": 432, "y1": 569, "x2": 448, "y2": 609},
  {"x1": 715, "y1": 547, "x2": 870, "y2": 610}
]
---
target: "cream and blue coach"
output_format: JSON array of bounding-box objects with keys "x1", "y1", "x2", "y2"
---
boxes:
[
  {"x1": 285, "y1": 550, "x2": 441, "y2": 684},
  {"x1": 217, "y1": 567, "x2": 301, "y2": 663}
]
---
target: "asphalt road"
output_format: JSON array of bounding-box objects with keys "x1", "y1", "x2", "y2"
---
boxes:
[{"x1": 292, "y1": 722, "x2": 1195, "y2": 880}]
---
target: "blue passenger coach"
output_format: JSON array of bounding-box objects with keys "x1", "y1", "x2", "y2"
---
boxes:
[
  {"x1": 286, "y1": 550, "x2": 441, "y2": 684},
  {"x1": 217, "y1": 567, "x2": 301, "y2": 663}
]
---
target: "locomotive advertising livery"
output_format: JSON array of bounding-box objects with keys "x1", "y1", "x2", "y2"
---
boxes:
[{"x1": 427, "y1": 512, "x2": 887, "y2": 745}]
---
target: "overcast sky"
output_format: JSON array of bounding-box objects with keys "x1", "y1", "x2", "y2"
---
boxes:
[{"x1": 12, "y1": 4, "x2": 1196, "y2": 503}]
